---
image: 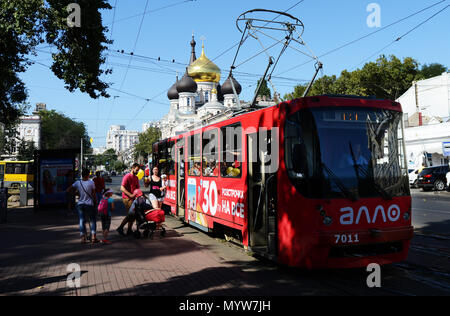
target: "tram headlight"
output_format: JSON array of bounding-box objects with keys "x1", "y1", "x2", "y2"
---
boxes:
[
  {"x1": 323, "y1": 216, "x2": 333, "y2": 226},
  {"x1": 403, "y1": 212, "x2": 410, "y2": 221}
]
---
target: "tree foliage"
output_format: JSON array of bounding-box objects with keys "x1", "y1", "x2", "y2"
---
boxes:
[
  {"x1": 114, "y1": 160, "x2": 127, "y2": 173},
  {"x1": 92, "y1": 148, "x2": 118, "y2": 171},
  {"x1": 283, "y1": 55, "x2": 445, "y2": 101},
  {"x1": 0, "y1": 0, "x2": 111, "y2": 127},
  {"x1": 418, "y1": 63, "x2": 447, "y2": 79},
  {"x1": 255, "y1": 78, "x2": 271, "y2": 98},
  {"x1": 17, "y1": 140, "x2": 37, "y2": 161},
  {"x1": 39, "y1": 109, "x2": 91, "y2": 150},
  {"x1": 134, "y1": 126, "x2": 161, "y2": 160}
]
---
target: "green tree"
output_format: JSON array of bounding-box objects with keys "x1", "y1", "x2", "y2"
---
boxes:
[
  {"x1": 100, "y1": 148, "x2": 118, "y2": 171},
  {"x1": 39, "y1": 110, "x2": 91, "y2": 150},
  {"x1": 0, "y1": 0, "x2": 111, "y2": 128},
  {"x1": 285, "y1": 55, "x2": 424, "y2": 101},
  {"x1": 134, "y1": 126, "x2": 161, "y2": 160},
  {"x1": 255, "y1": 78, "x2": 271, "y2": 98},
  {"x1": 0, "y1": 103, "x2": 29, "y2": 157},
  {"x1": 114, "y1": 161, "x2": 127, "y2": 173},
  {"x1": 17, "y1": 140, "x2": 37, "y2": 161},
  {"x1": 418, "y1": 63, "x2": 447, "y2": 79},
  {"x1": 283, "y1": 85, "x2": 307, "y2": 100}
]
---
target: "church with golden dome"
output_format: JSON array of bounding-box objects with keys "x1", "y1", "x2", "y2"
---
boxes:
[{"x1": 157, "y1": 35, "x2": 243, "y2": 139}]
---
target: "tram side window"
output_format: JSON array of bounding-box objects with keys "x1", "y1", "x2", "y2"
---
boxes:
[
  {"x1": 157, "y1": 141, "x2": 175, "y2": 176},
  {"x1": 188, "y1": 134, "x2": 201, "y2": 176},
  {"x1": 202, "y1": 129, "x2": 219, "y2": 177},
  {"x1": 221, "y1": 124, "x2": 242, "y2": 178}
]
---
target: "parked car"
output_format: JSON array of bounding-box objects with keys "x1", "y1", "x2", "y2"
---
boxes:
[
  {"x1": 417, "y1": 165, "x2": 450, "y2": 191},
  {"x1": 102, "y1": 172, "x2": 112, "y2": 183},
  {"x1": 447, "y1": 170, "x2": 450, "y2": 191},
  {"x1": 408, "y1": 168, "x2": 419, "y2": 188}
]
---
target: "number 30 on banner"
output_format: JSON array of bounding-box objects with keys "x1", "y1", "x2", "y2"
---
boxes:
[{"x1": 202, "y1": 180, "x2": 218, "y2": 216}]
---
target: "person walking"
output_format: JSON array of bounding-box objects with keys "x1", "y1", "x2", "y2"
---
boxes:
[
  {"x1": 93, "y1": 171, "x2": 105, "y2": 205},
  {"x1": 67, "y1": 169, "x2": 98, "y2": 244},
  {"x1": 98, "y1": 188, "x2": 115, "y2": 243},
  {"x1": 149, "y1": 166, "x2": 164, "y2": 208},
  {"x1": 117, "y1": 163, "x2": 141, "y2": 236}
]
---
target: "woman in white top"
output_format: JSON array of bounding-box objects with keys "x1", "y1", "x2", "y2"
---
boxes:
[{"x1": 67, "y1": 169, "x2": 98, "y2": 244}]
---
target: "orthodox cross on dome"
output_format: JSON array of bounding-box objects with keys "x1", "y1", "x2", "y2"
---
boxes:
[
  {"x1": 200, "y1": 35, "x2": 206, "y2": 48},
  {"x1": 189, "y1": 32, "x2": 197, "y2": 65}
]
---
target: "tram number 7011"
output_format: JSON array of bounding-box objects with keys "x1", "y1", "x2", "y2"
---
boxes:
[{"x1": 334, "y1": 233, "x2": 360, "y2": 244}]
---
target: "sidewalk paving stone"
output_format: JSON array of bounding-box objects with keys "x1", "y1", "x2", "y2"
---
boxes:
[{"x1": 0, "y1": 201, "x2": 265, "y2": 296}]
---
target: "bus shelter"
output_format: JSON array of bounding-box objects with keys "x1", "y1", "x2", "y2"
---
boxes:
[{"x1": 33, "y1": 149, "x2": 79, "y2": 211}]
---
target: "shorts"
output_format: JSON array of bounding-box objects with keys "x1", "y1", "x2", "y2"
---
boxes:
[
  {"x1": 100, "y1": 214, "x2": 111, "y2": 231},
  {"x1": 149, "y1": 194, "x2": 158, "y2": 202},
  {"x1": 123, "y1": 198, "x2": 133, "y2": 211}
]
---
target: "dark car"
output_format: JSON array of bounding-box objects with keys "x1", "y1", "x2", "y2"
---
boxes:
[
  {"x1": 417, "y1": 165, "x2": 450, "y2": 191},
  {"x1": 102, "y1": 172, "x2": 112, "y2": 183}
]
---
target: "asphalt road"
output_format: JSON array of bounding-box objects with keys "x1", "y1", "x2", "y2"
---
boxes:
[
  {"x1": 107, "y1": 176, "x2": 450, "y2": 295},
  {"x1": 411, "y1": 188, "x2": 450, "y2": 237}
]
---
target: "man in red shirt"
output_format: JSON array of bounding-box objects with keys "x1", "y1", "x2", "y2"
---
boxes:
[
  {"x1": 93, "y1": 171, "x2": 105, "y2": 204},
  {"x1": 117, "y1": 163, "x2": 140, "y2": 236}
]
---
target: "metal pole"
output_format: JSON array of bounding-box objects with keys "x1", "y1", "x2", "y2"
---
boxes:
[
  {"x1": 80, "y1": 138, "x2": 83, "y2": 171},
  {"x1": 251, "y1": 56, "x2": 274, "y2": 107},
  {"x1": 302, "y1": 62, "x2": 323, "y2": 98}
]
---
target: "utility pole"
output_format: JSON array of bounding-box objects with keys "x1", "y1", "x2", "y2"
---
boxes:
[
  {"x1": 80, "y1": 138, "x2": 83, "y2": 171},
  {"x1": 414, "y1": 81, "x2": 419, "y2": 112}
]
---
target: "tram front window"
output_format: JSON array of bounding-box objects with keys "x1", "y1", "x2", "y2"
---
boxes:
[{"x1": 285, "y1": 107, "x2": 409, "y2": 200}]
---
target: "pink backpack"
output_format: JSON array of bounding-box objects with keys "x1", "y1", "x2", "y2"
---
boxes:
[{"x1": 98, "y1": 198, "x2": 109, "y2": 215}]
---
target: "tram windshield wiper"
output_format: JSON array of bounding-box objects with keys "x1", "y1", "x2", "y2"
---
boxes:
[
  {"x1": 321, "y1": 163, "x2": 359, "y2": 201},
  {"x1": 354, "y1": 163, "x2": 393, "y2": 200},
  {"x1": 348, "y1": 142, "x2": 392, "y2": 200}
]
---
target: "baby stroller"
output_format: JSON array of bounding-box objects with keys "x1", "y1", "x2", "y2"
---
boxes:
[{"x1": 133, "y1": 195, "x2": 166, "y2": 239}]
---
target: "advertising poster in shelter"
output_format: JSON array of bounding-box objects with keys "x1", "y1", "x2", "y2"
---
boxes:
[{"x1": 39, "y1": 158, "x2": 74, "y2": 205}]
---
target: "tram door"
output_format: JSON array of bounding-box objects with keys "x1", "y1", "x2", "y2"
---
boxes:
[
  {"x1": 247, "y1": 131, "x2": 277, "y2": 257},
  {"x1": 176, "y1": 139, "x2": 186, "y2": 219}
]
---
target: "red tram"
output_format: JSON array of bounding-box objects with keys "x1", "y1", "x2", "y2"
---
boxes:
[{"x1": 153, "y1": 95, "x2": 413, "y2": 268}]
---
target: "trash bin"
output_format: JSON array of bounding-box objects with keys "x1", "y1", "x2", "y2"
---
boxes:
[{"x1": 0, "y1": 187, "x2": 7, "y2": 223}]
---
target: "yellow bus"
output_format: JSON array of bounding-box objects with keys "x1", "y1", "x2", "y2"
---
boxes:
[{"x1": 0, "y1": 161, "x2": 34, "y2": 188}]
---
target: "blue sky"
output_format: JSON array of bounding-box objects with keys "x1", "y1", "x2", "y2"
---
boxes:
[{"x1": 20, "y1": 0, "x2": 450, "y2": 148}]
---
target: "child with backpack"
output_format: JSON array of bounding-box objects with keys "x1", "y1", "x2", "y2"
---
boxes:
[{"x1": 98, "y1": 188, "x2": 115, "y2": 243}]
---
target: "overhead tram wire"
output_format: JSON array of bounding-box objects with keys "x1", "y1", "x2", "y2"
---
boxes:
[
  {"x1": 103, "y1": 0, "x2": 150, "y2": 134},
  {"x1": 117, "y1": 0, "x2": 150, "y2": 91},
  {"x1": 107, "y1": 0, "x2": 195, "y2": 26},
  {"x1": 98, "y1": 0, "x2": 118, "y2": 141},
  {"x1": 108, "y1": 48, "x2": 309, "y2": 82},
  {"x1": 205, "y1": 0, "x2": 306, "y2": 69},
  {"x1": 275, "y1": 0, "x2": 447, "y2": 76},
  {"x1": 125, "y1": 89, "x2": 169, "y2": 128},
  {"x1": 352, "y1": 4, "x2": 450, "y2": 70}
]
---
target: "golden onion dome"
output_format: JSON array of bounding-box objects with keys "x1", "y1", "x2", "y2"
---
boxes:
[{"x1": 187, "y1": 44, "x2": 221, "y2": 83}]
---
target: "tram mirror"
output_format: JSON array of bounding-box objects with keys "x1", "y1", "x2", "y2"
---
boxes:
[{"x1": 292, "y1": 144, "x2": 307, "y2": 175}]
